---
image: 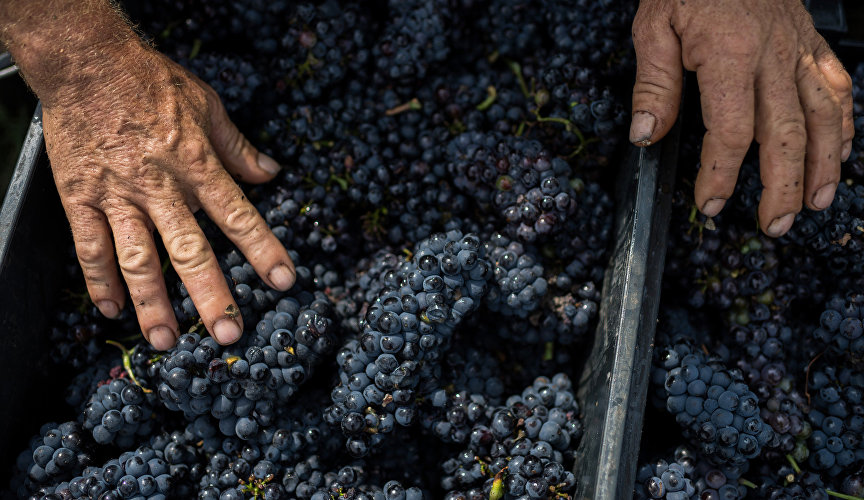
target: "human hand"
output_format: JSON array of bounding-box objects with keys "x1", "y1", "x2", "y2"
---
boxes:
[
  {"x1": 629, "y1": 0, "x2": 853, "y2": 237},
  {"x1": 33, "y1": 42, "x2": 294, "y2": 349}
]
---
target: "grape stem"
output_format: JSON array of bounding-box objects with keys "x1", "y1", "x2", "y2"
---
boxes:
[
  {"x1": 476, "y1": 85, "x2": 498, "y2": 111},
  {"x1": 827, "y1": 491, "x2": 864, "y2": 500},
  {"x1": 385, "y1": 98, "x2": 422, "y2": 116},
  {"x1": 506, "y1": 60, "x2": 529, "y2": 98},
  {"x1": 738, "y1": 478, "x2": 757, "y2": 489},
  {"x1": 785, "y1": 454, "x2": 802, "y2": 474},
  {"x1": 105, "y1": 340, "x2": 152, "y2": 393}
]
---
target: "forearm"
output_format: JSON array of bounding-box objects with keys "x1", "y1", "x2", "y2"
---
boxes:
[{"x1": 0, "y1": 0, "x2": 143, "y2": 106}]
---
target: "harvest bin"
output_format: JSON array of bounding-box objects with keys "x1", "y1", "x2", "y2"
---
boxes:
[{"x1": 0, "y1": 98, "x2": 681, "y2": 497}]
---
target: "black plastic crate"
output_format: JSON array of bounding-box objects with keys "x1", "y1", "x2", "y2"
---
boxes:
[
  {"x1": 0, "y1": 104, "x2": 78, "y2": 487},
  {"x1": 0, "y1": 98, "x2": 680, "y2": 497}
]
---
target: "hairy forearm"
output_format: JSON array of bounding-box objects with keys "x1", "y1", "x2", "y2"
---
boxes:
[{"x1": 0, "y1": 0, "x2": 143, "y2": 106}]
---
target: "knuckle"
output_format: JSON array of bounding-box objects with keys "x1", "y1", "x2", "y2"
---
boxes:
[
  {"x1": 167, "y1": 230, "x2": 212, "y2": 272},
  {"x1": 813, "y1": 99, "x2": 843, "y2": 127},
  {"x1": 774, "y1": 120, "x2": 807, "y2": 148},
  {"x1": 117, "y1": 241, "x2": 154, "y2": 278},
  {"x1": 223, "y1": 202, "x2": 261, "y2": 240},
  {"x1": 713, "y1": 127, "x2": 753, "y2": 151},
  {"x1": 75, "y1": 238, "x2": 107, "y2": 267},
  {"x1": 837, "y1": 72, "x2": 854, "y2": 97},
  {"x1": 181, "y1": 139, "x2": 213, "y2": 173}
]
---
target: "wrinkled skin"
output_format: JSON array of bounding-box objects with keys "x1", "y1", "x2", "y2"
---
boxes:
[
  {"x1": 42, "y1": 42, "x2": 295, "y2": 349},
  {"x1": 630, "y1": 0, "x2": 853, "y2": 237}
]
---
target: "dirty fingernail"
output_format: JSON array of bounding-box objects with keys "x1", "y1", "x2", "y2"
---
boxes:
[
  {"x1": 701, "y1": 198, "x2": 726, "y2": 218},
  {"x1": 268, "y1": 263, "x2": 296, "y2": 291},
  {"x1": 765, "y1": 213, "x2": 796, "y2": 238},
  {"x1": 148, "y1": 326, "x2": 177, "y2": 351},
  {"x1": 842, "y1": 142, "x2": 852, "y2": 162},
  {"x1": 97, "y1": 300, "x2": 120, "y2": 319},
  {"x1": 812, "y1": 183, "x2": 837, "y2": 210},
  {"x1": 214, "y1": 318, "x2": 243, "y2": 345},
  {"x1": 257, "y1": 152, "x2": 282, "y2": 175},
  {"x1": 629, "y1": 111, "x2": 656, "y2": 146}
]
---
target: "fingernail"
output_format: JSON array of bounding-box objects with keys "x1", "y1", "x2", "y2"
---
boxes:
[
  {"x1": 214, "y1": 318, "x2": 242, "y2": 345},
  {"x1": 96, "y1": 300, "x2": 120, "y2": 319},
  {"x1": 268, "y1": 264, "x2": 296, "y2": 291},
  {"x1": 842, "y1": 142, "x2": 852, "y2": 162},
  {"x1": 701, "y1": 198, "x2": 727, "y2": 218},
  {"x1": 812, "y1": 183, "x2": 837, "y2": 210},
  {"x1": 629, "y1": 111, "x2": 656, "y2": 146},
  {"x1": 257, "y1": 152, "x2": 281, "y2": 175},
  {"x1": 148, "y1": 326, "x2": 177, "y2": 351},
  {"x1": 766, "y1": 213, "x2": 796, "y2": 238}
]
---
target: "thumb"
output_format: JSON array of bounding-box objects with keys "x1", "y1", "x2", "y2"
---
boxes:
[
  {"x1": 199, "y1": 80, "x2": 282, "y2": 184},
  {"x1": 630, "y1": 1, "x2": 683, "y2": 147}
]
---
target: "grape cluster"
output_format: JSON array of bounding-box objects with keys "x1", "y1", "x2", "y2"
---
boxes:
[
  {"x1": 310, "y1": 466, "x2": 424, "y2": 500},
  {"x1": 440, "y1": 374, "x2": 581, "y2": 499},
  {"x1": 419, "y1": 347, "x2": 509, "y2": 445},
  {"x1": 267, "y1": 1, "x2": 371, "y2": 105},
  {"x1": 633, "y1": 451, "x2": 697, "y2": 500},
  {"x1": 484, "y1": 233, "x2": 548, "y2": 317},
  {"x1": 782, "y1": 182, "x2": 864, "y2": 277},
  {"x1": 372, "y1": 0, "x2": 451, "y2": 85},
  {"x1": 82, "y1": 377, "x2": 157, "y2": 447},
  {"x1": 55, "y1": 430, "x2": 203, "y2": 499},
  {"x1": 805, "y1": 365, "x2": 864, "y2": 477},
  {"x1": 755, "y1": 465, "x2": 829, "y2": 500},
  {"x1": 13, "y1": 422, "x2": 92, "y2": 498},
  {"x1": 154, "y1": 292, "x2": 335, "y2": 440},
  {"x1": 446, "y1": 132, "x2": 579, "y2": 242},
  {"x1": 811, "y1": 292, "x2": 864, "y2": 365},
  {"x1": 654, "y1": 339, "x2": 776, "y2": 467},
  {"x1": 326, "y1": 230, "x2": 494, "y2": 456},
  {"x1": 477, "y1": 0, "x2": 542, "y2": 58}
]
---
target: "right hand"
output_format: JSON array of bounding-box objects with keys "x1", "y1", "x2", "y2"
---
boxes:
[
  {"x1": 42, "y1": 41, "x2": 295, "y2": 350},
  {"x1": 629, "y1": 0, "x2": 853, "y2": 237}
]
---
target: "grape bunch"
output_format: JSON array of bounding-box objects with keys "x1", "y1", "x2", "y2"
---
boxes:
[
  {"x1": 653, "y1": 338, "x2": 776, "y2": 467},
  {"x1": 12, "y1": 422, "x2": 92, "y2": 498},
  {"x1": 811, "y1": 292, "x2": 864, "y2": 365},
  {"x1": 154, "y1": 291, "x2": 335, "y2": 440},
  {"x1": 446, "y1": 132, "x2": 580, "y2": 242},
  {"x1": 633, "y1": 450, "x2": 698, "y2": 500},
  {"x1": 440, "y1": 374, "x2": 582, "y2": 499},
  {"x1": 82, "y1": 377, "x2": 158, "y2": 447},
  {"x1": 484, "y1": 232, "x2": 548, "y2": 317},
  {"x1": 372, "y1": 0, "x2": 452, "y2": 85},
  {"x1": 326, "y1": 230, "x2": 494, "y2": 456},
  {"x1": 51, "y1": 430, "x2": 203, "y2": 499}
]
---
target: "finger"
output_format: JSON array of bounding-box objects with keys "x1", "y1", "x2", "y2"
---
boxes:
[
  {"x1": 106, "y1": 207, "x2": 178, "y2": 350},
  {"x1": 197, "y1": 77, "x2": 281, "y2": 184},
  {"x1": 66, "y1": 204, "x2": 125, "y2": 319},
  {"x1": 630, "y1": 0, "x2": 683, "y2": 146},
  {"x1": 811, "y1": 38, "x2": 854, "y2": 161},
  {"x1": 796, "y1": 51, "x2": 842, "y2": 211},
  {"x1": 692, "y1": 58, "x2": 756, "y2": 218},
  {"x1": 150, "y1": 202, "x2": 243, "y2": 346},
  {"x1": 192, "y1": 166, "x2": 296, "y2": 291},
  {"x1": 754, "y1": 47, "x2": 807, "y2": 238}
]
